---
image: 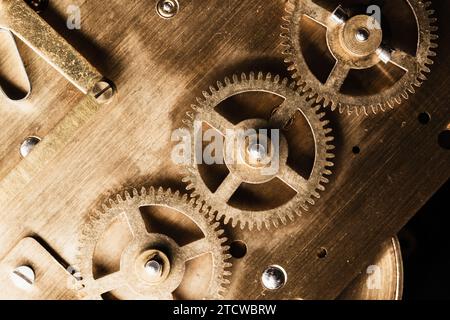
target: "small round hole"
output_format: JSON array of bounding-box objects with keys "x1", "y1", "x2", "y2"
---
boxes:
[
  {"x1": 317, "y1": 247, "x2": 328, "y2": 259},
  {"x1": 418, "y1": 112, "x2": 431, "y2": 125},
  {"x1": 438, "y1": 130, "x2": 450, "y2": 150},
  {"x1": 229, "y1": 240, "x2": 247, "y2": 259},
  {"x1": 352, "y1": 146, "x2": 361, "y2": 154}
]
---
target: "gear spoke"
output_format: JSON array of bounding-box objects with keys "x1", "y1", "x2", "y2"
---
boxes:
[
  {"x1": 182, "y1": 238, "x2": 212, "y2": 261},
  {"x1": 302, "y1": 0, "x2": 333, "y2": 27},
  {"x1": 270, "y1": 100, "x2": 297, "y2": 128},
  {"x1": 214, "y1": 173, "x2": 242, "y2": 202},
  {"x1": 389, "y1": 49, "x2": 417, "y2": 72},
  {"x1": 124, "y1": 207, "x2": 148, "y2": 238},
  {"x1": 203, "y1": 111, "x2": 235, "y2": 136},
  {"x1": 91, "y1": 271, "x2": 126, "y2": 295},
  {"x1": 325, "y1": 61, "x2": 350, "y2": 90},
  {"x1": 278, "y1": 165, "x2": 308, "y2": 193}
]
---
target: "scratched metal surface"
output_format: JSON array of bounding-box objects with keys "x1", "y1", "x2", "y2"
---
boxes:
[{"x1": 0, "y1": 0, "x2": 448, "y2": 299}]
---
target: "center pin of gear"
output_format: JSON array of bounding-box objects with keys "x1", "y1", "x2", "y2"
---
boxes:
[
  {"x1": 281, "y1": 0, "x2": 438, "y2": 115},
  {"x1": 77, "y1": 187, "x2": 231, "y2": 300},
  {"x1": 182, "y1": 72, "x2": 335, "y2": 230}
]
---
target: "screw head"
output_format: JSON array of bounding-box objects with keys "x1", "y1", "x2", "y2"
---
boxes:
[
  {"x1": 156, "y1": 0, "x2": 179, "y2": 19},
  {"x1": 355, "y1": 28, "x2": 370, "y2": 42},
  {"x1": 247, "y1": 143, "x2": 266, "y2": 163},
  {"x1": 144, "y1": 259, "x2": 163, "y2": 279},
  {"x1": 92, "y1": 80, "x2": 115, "y2": 104},
  {"x1": 20, "y1": 136, "x2": 41, "y2": 158},
  {"x1": 11, "y1": 266, "x2": 35, "y2": 290},
  {"x1": 261, "y1": 265, "x2": 287, "y2": 290}
]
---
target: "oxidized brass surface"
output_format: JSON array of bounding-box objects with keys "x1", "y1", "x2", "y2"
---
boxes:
[{"x1": 0, "y1": 0, "x2": 449, "y2": 300}]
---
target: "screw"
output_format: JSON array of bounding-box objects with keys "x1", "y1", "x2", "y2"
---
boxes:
[
  {"x1": 156, "y1": 0, "x2": 179, "y2": 19},
  {"x1": 20, "y1": 136, "x2": 41, "y2": 158},
  {"x1": 355, "y1": 28, "x2": 370, "y2": 42},
  {"x1": 261, "y1": 265, "x2": 287, "y2": 290},
  {"x1": 11, "y1": 266, "x2": 35, "y2": 290},
  {"x1": 145, "y1": 259, "x2": 163, "y2": 279},
  {"x1": 247, "y1": 143, "x2": 266, "y2": 163},
  {"x1": 92, "y1": 80, "x2": 115, "y2": 104}
]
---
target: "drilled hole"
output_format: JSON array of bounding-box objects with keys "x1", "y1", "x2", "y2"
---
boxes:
[
  {"x1": 418, "y1": 112, "x2": 431, "y2": 125},
  {"x1": 229, "y1": 240, "x2": 247, "y2": 259},
  {"x1": 317, "y1": 247, "x2": 328, "y2": 259},
  {"x1": 352, "y1": 146, "x2": 361, "y2": 154}
]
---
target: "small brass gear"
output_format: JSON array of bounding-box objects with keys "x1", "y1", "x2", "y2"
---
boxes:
[
  {"x1": 281, "y1": 0, "x2": 438, "y2": 115},
  {"x1": 182, "y1": 72, "x2": 335, "y2": 230},
  {"x1": 77, "y1": 187, "x2": 231, "y2": 300}
]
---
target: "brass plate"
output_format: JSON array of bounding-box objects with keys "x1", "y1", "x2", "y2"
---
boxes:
[{"x1": 0, "y1": 0, "x2": 448, "y2": 299}]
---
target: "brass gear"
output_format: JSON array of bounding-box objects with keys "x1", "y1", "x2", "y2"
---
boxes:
[
  {"x1": 281, "y1": 0, "x2": 438, "y2": 115},
  {"x1": 182, "y1": 72, "x2": 335, "y2": 230},
  {"x1": 77, "y1": 187, "x2": 231, "y2": 300}
]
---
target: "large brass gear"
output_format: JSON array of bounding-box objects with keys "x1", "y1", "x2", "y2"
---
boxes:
[
  {"x1": 182, "y1": 72, "x2": 335, "y2": 230},
  {"x1": 281, "y1": 0, "x2": 438, "y2": 115},
  {"x1": 77, "y1": 187, "x2": 231, "y2": 300}
]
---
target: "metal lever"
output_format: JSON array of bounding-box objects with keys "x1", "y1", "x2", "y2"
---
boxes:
[{"x1": 0, "y1": 0, "x2": 103, "y2": 94}]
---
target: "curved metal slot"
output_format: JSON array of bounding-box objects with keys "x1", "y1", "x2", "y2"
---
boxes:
[{"x1": 0, "y1": 28, "x2": 31, "y2": 101}]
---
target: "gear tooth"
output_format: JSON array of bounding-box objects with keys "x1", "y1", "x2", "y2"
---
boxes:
[
  {"x1": 320, "y1": 176, "x2": 330, "y2": 184},
  {"x1": 186, "y1": 111, "x2": 194, "y2": 119},
  {"x1": 257, "y1": 71, "x2": 264, "y2": 80},
  {"x1": 132, "y1": 188, "x2": 139, "y2": 197},
  {"x1": 307, "y1": 198, "x2": 315, "y2": 205},
  {"x1": 216, "y1": 81, "x2": 224, "y2": 89},
  {"x1": 202, "y1": 90, "x2": 210, "y2": 98},
  {"x1": 107, "y1": 198, "x2": 115, "y2": 207},
  {"x1": 224, "y1": 76, "x2": 231, "y2": 85},
  {"x1": 317, "y1": 184, "x2": 326, "y2": 192},
  {"x1": 248, "y1": 71, "x2": 255, "y2": 80},
  {"x1": 272, "y1": 219, "x2": 279, "y2": 229},
  {"x1": 265, "y1": 72, "x2": 272, "y2": 81},
  {"x1": 232, "y1": 74, "x2": 239, "y2": 83},
  {"x1": 186, "y1": 182, "x2": 196, "y2": 191},
  {"x1": 181, "y1": 193, "x2": 188, "y2": 202},
  {"x1": 285, "y1": 211, "x2": 294, "y2": 221},
  {"x1": 124, "y1": 191, "x2": 132, "y2": 200},
  {"x1": 209, "y1": 85, "x2": 216, "y2": 94},
  {"x1": 196, "y1": 97, "x2": 204, "y2": 106},
  {"x1": 288, "y1": 81, "x2": 296, "y2": 90},
  {"x1": 241, "y1": 73, "x2": 247, "y2": 81},
  {"x1": 274, "y1": 74, "x2": 280, "y2": 83}
]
